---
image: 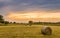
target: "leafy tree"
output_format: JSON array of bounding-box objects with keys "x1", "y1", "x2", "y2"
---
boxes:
[{"x1": 0, "y1": 15, "x2": 4, "y2": 23}]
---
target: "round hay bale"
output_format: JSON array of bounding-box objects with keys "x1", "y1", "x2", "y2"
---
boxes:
[{"x1": 41, "y1": 26, "x2": 52, "y2": 35}]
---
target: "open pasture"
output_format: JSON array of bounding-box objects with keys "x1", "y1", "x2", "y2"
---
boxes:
[{"x1": 0, "y1": 24, "x2": 60, "y2": 38}]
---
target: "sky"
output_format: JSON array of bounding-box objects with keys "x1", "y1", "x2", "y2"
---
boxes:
[{"x1": 0, "y1": 0, "x2": 60, "y2": 23}]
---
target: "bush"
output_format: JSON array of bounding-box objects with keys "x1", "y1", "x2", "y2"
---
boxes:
[
  {"x1": 4, "y1": 21, "x2": 9, "y2": 24},
  {"x1": 28, "y1": 21, "x2": 33, "y2": 26}
]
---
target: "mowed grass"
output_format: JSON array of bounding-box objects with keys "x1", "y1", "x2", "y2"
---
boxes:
[{"x1": 0, "y1": 24, "x2": 60, "y2": 38}]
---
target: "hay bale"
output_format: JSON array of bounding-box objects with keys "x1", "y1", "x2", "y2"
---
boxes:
[{"x1": 41, "y1": 26, "x2": 52, "y2": 35}]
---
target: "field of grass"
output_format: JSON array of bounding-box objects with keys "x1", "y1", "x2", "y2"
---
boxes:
[{"x1": 0, "y1": 24, "x2": 60, "y2": 38}]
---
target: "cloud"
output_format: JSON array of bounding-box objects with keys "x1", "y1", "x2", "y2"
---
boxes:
[
  {"x1": 4, "y1": 12, "x2": 60, "y2": 22},
  {"x1": 0, "y1": 0, "x2": 60, "y2": 12},
  {"x1": 0, "y1": 0, "x2": 60, "y2": 22}
]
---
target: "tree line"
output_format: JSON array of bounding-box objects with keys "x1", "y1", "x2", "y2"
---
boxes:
[{"x1": 0, "y1": 15, "x2": 60, "y2": 26}]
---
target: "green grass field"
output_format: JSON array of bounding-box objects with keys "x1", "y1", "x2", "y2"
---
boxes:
[{"x1": 0, "y1": 24, "x2": 60, "y2": 38}]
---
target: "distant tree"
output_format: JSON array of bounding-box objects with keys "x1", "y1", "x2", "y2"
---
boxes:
[
  {"x1": 4, "y1": 21, "x2": 9, "y2": 24},
  {"x1": 13, "y1": 22, "x2": 16, "y2": 24},
  {"x1": 28, "y1": 21, "x2": 33, "y2": 26},
  {"x1": 10, "y1": 22, "x2": 12, "y2": 24},
  {"x1": 0, "y1": 15, "x2": 4, "y2": 23}
]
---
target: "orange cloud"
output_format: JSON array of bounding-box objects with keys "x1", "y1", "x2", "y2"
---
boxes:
[{"x1": 5, "y1": 11, "x2": 60, "y2": 22}]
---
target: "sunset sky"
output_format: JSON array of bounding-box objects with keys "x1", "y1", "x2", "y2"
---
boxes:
[{"x1": 0, "y1": 0, "x2": 60, "y2": 23}]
